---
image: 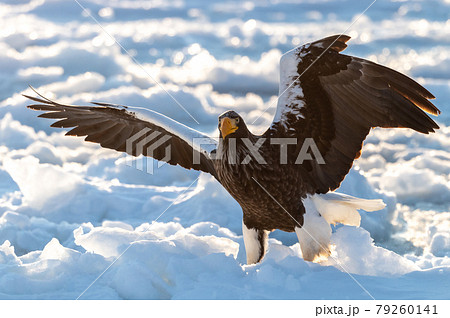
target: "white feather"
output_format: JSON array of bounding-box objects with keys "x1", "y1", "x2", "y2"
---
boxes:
[
  {"x1": 296, "y1": 193, "x2": 385, "y2": 262},
  {"x1": 272, "y1": 47, "x2": 306, "y2": 126},
  {"x1": 295, "y1": 197, "x2": 331, "y2": 262},
  {"x1": 242, "y1": 221, "x2": 269, "y2": 264},
  {"x1": 310, "y1": 192, "x2": 386, "y2": 227}
]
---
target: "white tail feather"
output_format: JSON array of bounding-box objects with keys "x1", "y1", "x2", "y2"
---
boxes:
[
  {"x1": 296, "y1": 193, "x2": 385, "y2": 262},
  {"x1": 310, "y1": 192, "x2": 385, "y2": 227}
]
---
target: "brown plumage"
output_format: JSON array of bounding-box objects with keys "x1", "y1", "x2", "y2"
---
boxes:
[{"x1": 25, "y1": 35, "x2": 440, "y2": 264}]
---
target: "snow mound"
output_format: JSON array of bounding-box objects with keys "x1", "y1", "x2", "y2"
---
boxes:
[
  {"x1": 326, "y1": 227, "x2": 419, "y2": 276},
  {"x1": 2, "y1": 219, "x2": 443, "y2": 299},
  {"x1": 4, "y1": 156, "x2": 84, "y2": 211}
]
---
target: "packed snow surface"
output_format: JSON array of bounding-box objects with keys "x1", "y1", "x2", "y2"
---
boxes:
[{"x1": 0, "y1": 0, "x2": 449, "y2": 299}]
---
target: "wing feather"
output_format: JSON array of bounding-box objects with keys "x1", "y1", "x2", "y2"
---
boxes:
[
  {"x1": 25, "y1": 93, "x2": 218, "y2": 178},
  {"x1": 266, "y1": 35, "x2": 440, "y2": 193}
]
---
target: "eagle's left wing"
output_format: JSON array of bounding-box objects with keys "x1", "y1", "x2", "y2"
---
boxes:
[
  {"x1": 25, "y1": 91, "x2": 218, "y2": 178},
  {"x1": 264, "y1": 35, "x2": 440, "y2": 194}
]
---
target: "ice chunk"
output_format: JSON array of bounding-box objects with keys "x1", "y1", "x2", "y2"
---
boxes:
[{"x1": 3, "y1": 156, "x2": 83, "y2": 211}]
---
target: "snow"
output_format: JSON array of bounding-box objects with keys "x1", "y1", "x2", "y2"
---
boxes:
[
  {"x1": 325, "y1": 226, "x2": 420, "y2": 277},
  {"x1": 4, "y1": 156, "x2": 84, "y2": 210},
  {"x1": 0, "y1": 0, "x2": 449, "y2": 299}
]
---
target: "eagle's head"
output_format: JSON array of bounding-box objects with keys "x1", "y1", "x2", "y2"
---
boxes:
[{"x1": 218, "y1": 110, "x2": 248, "y2": 140}]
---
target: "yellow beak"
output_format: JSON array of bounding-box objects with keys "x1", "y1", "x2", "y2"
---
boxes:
[{"x1": 220, "y1": 117, "x2": 238, "y2": 139}]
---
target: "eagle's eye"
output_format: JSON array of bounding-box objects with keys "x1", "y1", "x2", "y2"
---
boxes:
[{"x1": 235, "y1": 117, "x2": 240, "y2": 124}]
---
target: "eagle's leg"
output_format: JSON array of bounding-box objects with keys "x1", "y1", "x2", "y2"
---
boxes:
[
  {"x1": 242, "y1": 219, "x2": 269, "y2": 264},
  {"x1": 294, "y1": 199, "x2": 332, "y2": 262}
]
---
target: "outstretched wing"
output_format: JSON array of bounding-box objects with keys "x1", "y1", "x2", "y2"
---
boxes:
[
  {"x1": 265, "y1": 34, "x2": 440, "y2": 193},
  {"x1": 25, "y1": 91, "x2": 218, "y2": 178}
]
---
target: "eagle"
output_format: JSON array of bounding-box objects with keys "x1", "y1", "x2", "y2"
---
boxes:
[{"x1": 25, "y1": 35, "x2": 440, "y2": 264}]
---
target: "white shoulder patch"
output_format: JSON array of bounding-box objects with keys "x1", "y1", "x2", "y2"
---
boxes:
[{"x1": 272, "y1": 47, "x2": 306, "y2": 127}]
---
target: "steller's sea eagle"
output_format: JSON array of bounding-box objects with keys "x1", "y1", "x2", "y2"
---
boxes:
[{"x1": 25, "y1": 35, "x2": 440, "y2": 264}]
